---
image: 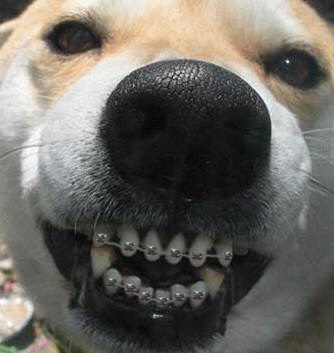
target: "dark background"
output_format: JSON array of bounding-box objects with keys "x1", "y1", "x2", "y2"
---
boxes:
[{"x1": 0, "y1": 0, "x2": 34, "y2": 23}]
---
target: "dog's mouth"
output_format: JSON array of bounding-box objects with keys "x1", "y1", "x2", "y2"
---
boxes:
[{"x1": 42, "y1": 221, "x2": 270, "y2": 350}]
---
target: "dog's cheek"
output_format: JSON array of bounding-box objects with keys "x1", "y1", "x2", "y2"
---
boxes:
[{"x1": 28, "y1": 49, "x2": 102, "y2": 108}]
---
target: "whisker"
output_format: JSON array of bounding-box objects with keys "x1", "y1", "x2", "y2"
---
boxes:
[
  {"x1": 304, "y1": 135, "x2": 332, "y2": 145},
  {"x1": 0, "y1": 144, "x2": 43, "y2": 162},
  {"x1": 309, "y1": 152, "x2": 334, "y2": 167},
  {"x1": 303, "y1": 128, "x2": 334, "y2": 136},
  {"x1": 297, "y1": 168, "x2": 334, "y2": 195}
]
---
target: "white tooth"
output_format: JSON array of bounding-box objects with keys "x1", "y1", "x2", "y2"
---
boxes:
[
  {"x1": 138, "y1": 287, "x2": 154, "y2": 305},
  {"x1": 93, "y1": 225, "x2": 114, "y2": 247},
  {"x1": 143, "y1": 230, "x2": 162, "y2": 262},
  {"x1": 199, "y1": 267, "x2": 224, "y2": 299},
  {"x1": 189, "y1": 235, "x2": 213, "y2": 267},
  {"x1": 171, "y1": 284, "x2": 189, "y2": 307},
  {"x1": 104, "y1": 269, "x2": 122, "y2": 295},
  {"x1": 155, "y1": 289, "x2": 171, "y2": 307},
  {"x1": 166, "y1": 234, "x2": 186, "y2": 265},
  {"x1": 91, "y1": 247, "x2": 117, "y2": 279},
  {"x1": 124, "y1": 276, "x2": 141, "y2": 297},
  {"x1": 190, "y1": 281, "x2": 208, "y2": 308},
  {"x1": 215, "y1": 240, "x2": 233, "y2": 267},
  {"x1": 119, "y1": 225, "x2": 140, "y2": 257}
]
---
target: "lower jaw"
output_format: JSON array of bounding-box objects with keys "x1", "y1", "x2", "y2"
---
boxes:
[{"x1": 69, "y1": 275, "x2": 230, "y2": 350}]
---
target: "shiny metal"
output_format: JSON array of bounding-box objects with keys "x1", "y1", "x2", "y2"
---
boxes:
[
  {"x1": 224, "y1": 251, "x2": 233, "y2": 261},
  {"x1": 157, "y1": 297, "x2": 170, "y2": 306},
  {"x1": 146, "y1": 245, "x2": 158, "y2": 256},
  {"x1": 106, "y1": 278, "x2": 119, "y2": 287},
  {"x1": 191, "y1": 253, "x2": 204, "y2": 261},
  {"x1": 139, "y1": 291, "x2": 152, "y2": 302},
  {"x1": 169, "y1": 248, "x2": 182, "y2": 258},
  {"x1": 123, "y1": 242, "x2": 136, "y2": 252},
  {"x1": 173, "y1": 293, "x2": 186, "y2": 302},
  {"x1": 192, "y1": 291, "x2": 205, "y2": 300},
  {"x1": 96, "y1": 233, "x2": 107, "y2": 244},
  {"x1": 125, "y1": 284, "x2": 137, "y2": 293}
]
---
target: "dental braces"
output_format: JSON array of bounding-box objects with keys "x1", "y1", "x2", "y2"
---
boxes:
[
  {"x1": 95, "y1": 233, "x2": 234, "y2": 263},
  {"x1": 105, "y1": 277, "x2": 206, "y2": 307}
]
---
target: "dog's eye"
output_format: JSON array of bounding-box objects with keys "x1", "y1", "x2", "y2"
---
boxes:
[
  {"x1": 264, "y1": 49, "x2": 325, "y2": 89},
  {"x1": 46, "y1": 22, "x2": 101, "y2": 55}
]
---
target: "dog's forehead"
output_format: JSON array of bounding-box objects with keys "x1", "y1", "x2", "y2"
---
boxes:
[
  {"x1": 59, "y1": 0, "x2": 301, "y2": 51},
  {"x1": 68, "y1": 0, "x2": 163, "y2": 19},
  {"x1": 66, "y1": 0, "x2": 293, "y2": 26}
]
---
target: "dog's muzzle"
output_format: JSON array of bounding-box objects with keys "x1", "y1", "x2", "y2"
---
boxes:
[
  {"x1": 101, "y1": 60, "x2": 271, "y2": 201},
  {"x1": 42, "y1": 60, "x2": 273, "y2": 350}
]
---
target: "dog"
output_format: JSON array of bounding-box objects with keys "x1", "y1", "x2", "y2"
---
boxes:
[{"x1": 0, "y1": 1, "x2": 333, "y2": 352}]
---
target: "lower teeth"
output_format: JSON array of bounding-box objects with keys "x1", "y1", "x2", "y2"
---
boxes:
[{"x1": 103, "y1": 268, "x2": 210, "y2": 309}]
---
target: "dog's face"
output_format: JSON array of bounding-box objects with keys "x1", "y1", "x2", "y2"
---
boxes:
[{"x1": 0, "y1": 1, "x2": 334, "y2": 352}]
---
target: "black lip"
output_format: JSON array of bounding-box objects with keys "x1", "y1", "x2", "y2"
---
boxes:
[{"x1": 42, "y1": 220, "x2": 270, "y2": 351}]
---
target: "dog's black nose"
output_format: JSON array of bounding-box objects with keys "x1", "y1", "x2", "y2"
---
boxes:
[{"x1": 101, "y1": 60, "x2": 271, "y2": 200}]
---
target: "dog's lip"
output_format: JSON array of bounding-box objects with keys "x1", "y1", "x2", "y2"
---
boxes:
[{"x1": 41, "y1": 220, "x2": 271, "y2": 350}]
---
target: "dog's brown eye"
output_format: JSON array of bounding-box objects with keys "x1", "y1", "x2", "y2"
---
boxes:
[
  {"x1": 265, "y1": 49, "x2": 325, "y2": 89},
  {"x1": 46, "y1": 22, "x2": 101, "y2": 55}
]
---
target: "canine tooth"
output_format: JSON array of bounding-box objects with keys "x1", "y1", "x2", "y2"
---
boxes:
[
  {"x1": 119, "y1": 225, "x2": 140, "y2": 257},
  {"x1": 155, "y1": 289, "x2": 171, "y2": 307},
  {"x1": 91, "y1": 247, "x2": 116, "y2": 279},
  {"x1": 171, "y1": 284, "x2": 189, "y2": 307},
  {"x1": 143, "y1": 230, "x2": 162, "y2": 262},
  {"x1": 104, "y1": 269, "x2": 122, "y2": 295},
  {"x1": 124, "y1": 276, "x2": 141, "y2": 297},
  {"x1": 189, "y1": 235, "x2": 213, "y2": 267},
  {"x1": 215, "y1": 240, "x2": 233, "y2": 267},
  {"x1": 199, "y1": 267, "x2": 224, "y2": 299},
  {"x1": 139, "y1": 287, "x2": 154, "y2": 305},
  {"x1": 190, "y1": 281, "x2": 208, "y2": 308},
  {"x1": 166, "y1": 234, "x2": 186, "y2": 265},
  {"x1": 93, "y1": 226, "x2": 114, "y2": 247}
]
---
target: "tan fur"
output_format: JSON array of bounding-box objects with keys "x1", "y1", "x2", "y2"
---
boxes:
[
  {"x1": 0, "y1": 2, "x2": 333, "y2": 352},
  {"x1": 1, "y1": 0, "x2": 333, "y2": 118}
]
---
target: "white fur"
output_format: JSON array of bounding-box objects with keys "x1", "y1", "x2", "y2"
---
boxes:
[{"x1": 0, "y1": 2, "x2": 333, "y2": 353}]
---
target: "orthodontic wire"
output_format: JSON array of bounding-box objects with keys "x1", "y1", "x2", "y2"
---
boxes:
[{"x1": 94, "y1": 232, "x2": 233, "y2": 306}]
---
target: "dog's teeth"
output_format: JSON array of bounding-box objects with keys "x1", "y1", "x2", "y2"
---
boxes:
[
  {"x1": 124, "y1": 276, "x2": 141, "y2": 297},
  {"x1": 138, "y1": 287, "x2": 154, "y2": 305},
  {"x1": 166, "y1": 234, "x2": 186, "y2": 265},
  {"x1": 119, "y1": 225, "x2": 140, "y2": 257},
  {"x1": 190, "y1": 281, "x2": 208, "y2": 308},
  {"x1": 93, "y1": 226, "x2": 114, "y2": 247},
  {"x1": 91, "y1": 247, "x2": 116, "y2": 279},
  {"x1": 199, "y1": 267, "x2": 224, "y2": 299},
  {"x1": 189, "y1": 235, "x2": 213, "y2": 267},
  {"x1": 155, "y1": 289, "x2": 171, "y2": 307},
  {"x1": 215, "y1": 240, "x2": 233, "y2": 267},
  {"x1": 104, "y1": 269, "x2": 122, "y2": 295},
  {"x1": 171, "y1": 284, "x2": 188, "y2": 307},
  {"x1": 143, "y1": 230, "x2": 162, "y2": 262}
]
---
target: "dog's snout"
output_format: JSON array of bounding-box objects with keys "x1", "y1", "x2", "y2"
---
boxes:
[{"x1": 101, "y1": 60, "x2": 271, "y2": 200}]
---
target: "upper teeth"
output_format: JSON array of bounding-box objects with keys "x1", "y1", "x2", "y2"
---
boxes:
[
  {"x1": 119, "y1": 225, "x2": 140, "y2": 257},
  {"x1": 189, "y1": 234, "x2": 213, "y2": 268},
  {"x1": 93, "y1": 225, "x2": 236, "y2": 266},
  {"x1": 166, "y1": 233, "x2": 186, "y2": 265},
  {"x1": 143, "y1": 230, "x2": 162, "y2": 262},
  {"x1": 90, "y1": 225, "x2": 247, "y2": 309}
]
